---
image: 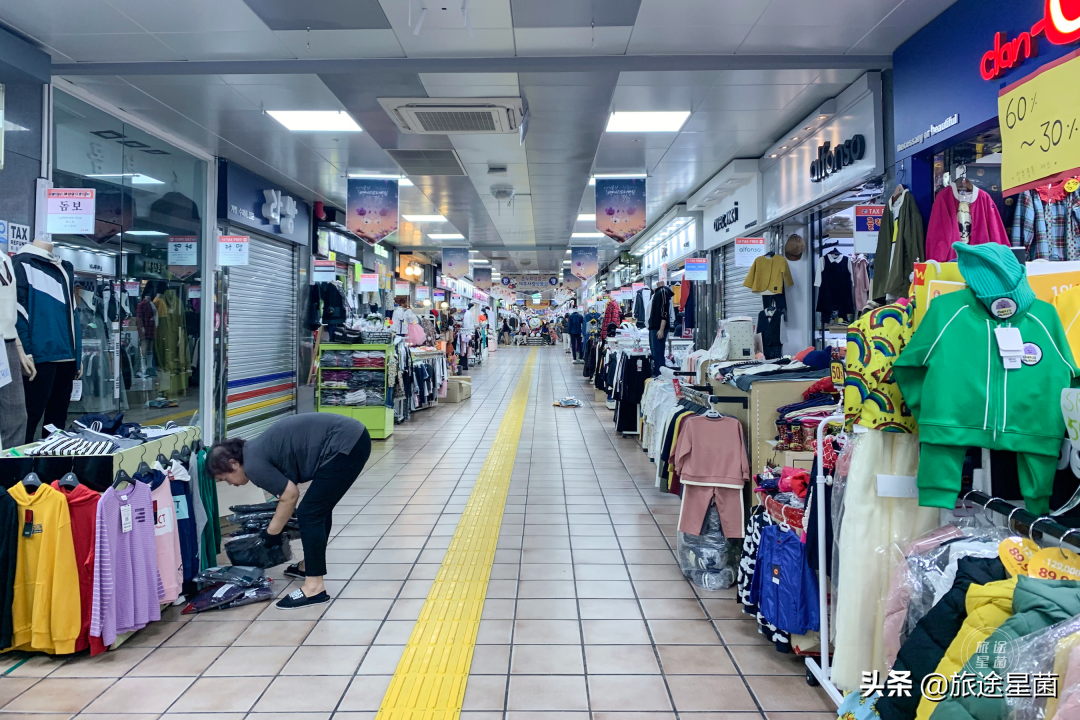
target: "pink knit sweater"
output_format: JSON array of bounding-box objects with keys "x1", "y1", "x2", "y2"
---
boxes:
[{"x1": 925, "y1": 185, "x2": 1010, "y2": 261}]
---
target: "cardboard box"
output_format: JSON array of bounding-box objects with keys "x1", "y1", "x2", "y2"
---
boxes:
[{"x1": 440, "y1": 377, "x2": 473, "y2": 403}]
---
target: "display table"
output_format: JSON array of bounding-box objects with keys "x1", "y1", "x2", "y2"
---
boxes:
[{"x1": 316, "y1": 343, "x2": 395, "y2": 439}]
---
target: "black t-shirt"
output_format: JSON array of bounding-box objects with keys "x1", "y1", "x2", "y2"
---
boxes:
[{"x1": 243, "y1": 414, "x2": 365, "y2": 497}]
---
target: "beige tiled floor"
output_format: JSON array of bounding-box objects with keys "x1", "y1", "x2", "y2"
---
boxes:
[{"x1": 0, "y1": 346, "x2": 832, "y2": 718}]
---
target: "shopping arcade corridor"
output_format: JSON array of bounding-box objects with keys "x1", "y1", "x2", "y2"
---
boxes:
[{"x1": 0, "y1": 346, "x2": 830, "y2": 718}]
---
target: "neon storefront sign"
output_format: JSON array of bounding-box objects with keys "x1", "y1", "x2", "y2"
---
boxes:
[{"x1": 981, "y1": 0, "x2": 1080, "y2": 80}]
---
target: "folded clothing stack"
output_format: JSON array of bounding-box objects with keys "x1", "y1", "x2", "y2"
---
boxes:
[{"x1": 25, "y1": 432, "x2": 119, "y2": 456}]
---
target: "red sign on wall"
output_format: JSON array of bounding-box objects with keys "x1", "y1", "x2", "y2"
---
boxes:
[{"x1": 981, "y1": 0, "x2": 1080, "y2": 80}]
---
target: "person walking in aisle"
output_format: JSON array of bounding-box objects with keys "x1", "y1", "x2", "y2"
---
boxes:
[
  {"x1": 208, "y1": 414, "x2": 372, "y2": 609},
  {"x1": 648, "y1": 280, "x2": 674, "y2": 377},
  {"x1": 501, "y1": 319, "x2": 511, "y2": 345}
]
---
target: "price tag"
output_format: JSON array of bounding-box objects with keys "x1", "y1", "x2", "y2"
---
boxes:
[
  {"x1": 0, "y1": 341, "x2": 10, "y2": 391},
  {"x1": 120, "y1": 504, "x2": 132, "y2": 533},
  {"x1": 70, "y1": 379, "x2": 83, "y2": 402},
  {"x1": 999, "y1": 52, "x2": 1080, "y2": 194},
  {"x1": 1027, "y1": 547, "x2": 1080, "y2": 580},
  {"x1": 999, "y1": 536, "x2": 1040, "y2": 575},
  {"x1": 1062, "y1": 389, "x2": 1080, "y2": 442}
]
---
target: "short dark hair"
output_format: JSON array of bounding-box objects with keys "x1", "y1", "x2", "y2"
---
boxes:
[{"x1": 207, "y1": 437, "x2": 246, "y2": 476}]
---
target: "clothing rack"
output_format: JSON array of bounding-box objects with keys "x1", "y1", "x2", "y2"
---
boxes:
[
  {"x1": 680, "y1": 387, "x2": 718, "y2": 408},
  {"x1": 963, "y1": 491, "x2": 1080, "y2": 552}
]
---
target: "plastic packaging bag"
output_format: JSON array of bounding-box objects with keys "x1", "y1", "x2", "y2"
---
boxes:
[
  {"x1": 195, "y1": 565, "x2": 267, "y2": 588},
  {"x1": 552, "y1": 397, "x2": 582, "y2": 407},
  {"x1": 218, "y1": 583, "x2": 275, "y2": 610},
  {"x1": 224, "y1": 532, "x2": 293, "y2": 568},
  {"x1": 182, "y1": 582, "x2": 248, "y2": 613},
  {"x1": 1004, "y1": 614, "x2": 1080, "y2": 720},
  {"x1": 229, "y1": 500, "x2": 279, "y2": 514},
  {"x1": 677, "y1": 503, "x2": 741, "y2": 590}
]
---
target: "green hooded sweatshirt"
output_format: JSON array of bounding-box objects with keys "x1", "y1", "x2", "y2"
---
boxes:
[
  {"x1": 929, "y1": 576, "x2": 1080, "y2": 720},
  {"x1": 893, "y1": 243, "x2": 1079, "y2": 506}
]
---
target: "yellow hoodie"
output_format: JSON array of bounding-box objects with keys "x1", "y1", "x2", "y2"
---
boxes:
[
  {"x1": 1053, "y1": 285, "x2": 1080, "y2": 361},
  {"x1": 7, "y1": 483, "x2": 81, "y2": 655},
  {"x1": 915, "y1": 576, "x2": 1017, "y2": 720}
]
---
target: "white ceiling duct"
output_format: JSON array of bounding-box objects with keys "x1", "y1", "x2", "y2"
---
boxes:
[{"x1": 378, "y1": 97, "x2": 524, "y2": 135}]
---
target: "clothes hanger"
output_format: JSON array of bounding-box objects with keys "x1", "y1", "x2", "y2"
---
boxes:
[
  {"x1": 113, "y1": 468, "x2": 133, "y2": 490},
  {"x1": 58, "y1": 472, "x2": 80, "y2": 490},
  {"x1": 21, "y1": 472, "x2": 42, "y2": 493},
  {"x1": 136, "y1": 445, "x2": 152, "y2": 476},
  {"x1": 891, "y1": 183, "x2": 906, "y2": 202}
]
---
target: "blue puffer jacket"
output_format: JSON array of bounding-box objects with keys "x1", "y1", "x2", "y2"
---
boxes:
[{"x1": 13, "y1": 244, "x2": 81, "y2": 363}]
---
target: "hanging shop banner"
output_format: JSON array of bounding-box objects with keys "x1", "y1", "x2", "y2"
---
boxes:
[
  {"x1": 516, "y1": 296, "x2": 526, "y2": 305},
  {"x1": 684, "y1": 257, "x2": 709, "y2": 281},
  {"x1": 46, "y1": 188, "x2": 96, "y2": 235},
  {"x1": 632, "y1": 281, "x2": 645, "y2": 293},
  {"x1": 500, "y1": 274, "x2": 559, "y2": 290},
  {"x1": 395, "y1": 280, "x2": 410, "y2": 296},
  {"x1": 417, "y1": 285, "x2": 430, "y2": 301},
  {"x1": 595, "y1": 178, "x2": 646, "y2": 243},
  {"x1": 124, "y1": 281, "x2": 140, "y2": 297},
  {"x1": 571, "y1": 246, "x2": 599, "y2": 280},
  {"x1": 313, "y1": 259, "x2": 336, "y2": 283},
  {"x1": 473, "y1": 266, "x2": 492, "y2": 289},
  {"x1": 734, "y1": 237, "x2": 767, "y2": 267},
  {"x1": 854, "y1": 205, "x2": 885, "y2": 254},
  {"x1": 562, "y1": 269, "x2": 582, "y2": 289},
  {"x1": 442, "y1": 247, "x2": 470, "y2": 278},
  {"x1": 433, "y1": 289, "x2": 446, "y2": 303},
  {"x1": 167, "y1": 237, "x2": 197, "y2": 266},
  {"x1": 347, "y1": 178, "x2": 398, "y2": 244},
  {"x1": 619, "y1": 287, "x2": 633, "y2": 301},
  {"x1": 451, "y1": 292, "x2": 465, "y2": 308},
  {"x1": 999, "y1": 49, "x2": 1080, "y2": 195},
  {"x1": 358, "y1": 272, "x2": 379, "y2": 293},
  {"x1": 218, "y1": 235, "x2": 249, "y2": 266}
]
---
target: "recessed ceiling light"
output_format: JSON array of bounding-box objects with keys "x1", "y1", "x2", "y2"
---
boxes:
[
  {"x1": 428, "y1": 233, "x2": 465, "y2": 240},
  {"x1": 577, "y1": 213, "x2": 596, "y2": 222},
  {"x1": 125, "y1": 230, "x2": 168, "y2": 236},
  {"x1": 267, "y1": 110, "x2": 362, "y2": 132},
  {"x1": 780, "y1": 146, "x2": 788, "y2": 150},
  {"x1": 818, "y1": 114, "x2": 829, "y2": 120},
  {"x1": 470, "y1": 259, "x2": 490, "y2": 263},
  {"x1": 87, "y1": 173, "x2": 164, "y2": 185},
  {"x1": 399, "y1": 178, "x2": 414, "y2": 186},
  {"x1": 769, "y1": 154, "x2": 779, "y2": 159},
  {"x1": 791, "y1": 136, "x2": 799, "y2": 141},
  {"x1": 589, "y1": 173, "x2": 647, "y2": 186},
  {"x1": 403, "y1": 214, "x2": 448, "y2": 223},
  {"x1": 348, "y1": 174, "x2": 411, "y2": 186},
  {"x1": 572, "y1": 232, "x2": 605, "y2": 238},
  {"x1": 606, "y1": 111, "x2": 690, "y2": 133}
]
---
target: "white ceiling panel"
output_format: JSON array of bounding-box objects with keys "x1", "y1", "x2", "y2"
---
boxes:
[
  {"x1": 0, "y1": 0, "x2": 142, "y2": 38},
  {"x1": 156, "y1": 30, "x2": 296, "y2": 60},
  {"x1": 633, "y1": 0, "x2": 771, "y2": 27},
  {"x1": 755, "y1": 0, "x2": 897, "y2": 27},
  {"x1": 513, "y1": 27, "x2": 632, "y2": 56},
  {"x1": 626, "y1": 24, "x2": 753, "y2": 54},
  {"x1": 714, "y1": 69, "x2": 825, "y2": 86},
  {"x1": 46, "y1": 33, "x2": 183, "y2": 62},
  {"x1": 227, "y1": 80, "x2": 345, "y2": 111},
  {"x1": 618, "y1": 71, "x2": 720, "y2": 87},
  {"x1": 379, "y1": 0, "x2": 512, "y2": 29},
  {"x1": 609, "y1": 84, "x2": 710, "y2": 113},
  {"x1": 106, "y1": 0, "x2": 268, "y2": 32},
  {"x1": 389, "y1": 29, "x2": 515, "y2": 57},
  {"x1": 273, "y1": 29, "x2": 405, "y2": 58},
  {"x1": 697, "y1": 84, "x2": 807, "y2": 111},
  {"x1": 737, "y1": 24, "x2": 872, "y2": 53},
  {"x1": 680, "y1": 110, "x2": 784, "y2": 133}
]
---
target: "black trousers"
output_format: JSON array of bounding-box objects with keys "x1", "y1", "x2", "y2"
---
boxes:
[
  {"x1": 571, "y1": 333, "x2": 583, "y2": 360},
  {"x1": 23, "y1": 361, "x2": 77, "y2": 443},
  {"x1": 297, "y1": 429, "x2": 372, "y2": 577}
]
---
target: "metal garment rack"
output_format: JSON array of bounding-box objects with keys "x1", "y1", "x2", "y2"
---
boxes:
[{"x1": 803, "y1": 416, "x2": 1080, "y2": 705}]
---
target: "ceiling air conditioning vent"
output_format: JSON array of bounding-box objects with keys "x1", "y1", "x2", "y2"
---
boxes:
[{"x1": 378, "y1": 98, "x2": 524, "y2": 135}]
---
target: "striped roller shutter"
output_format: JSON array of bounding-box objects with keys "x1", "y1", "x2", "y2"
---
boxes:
[
  {"x1": 722, "y1": 243, "x2": 760, "y2": 320},
  {"x1": 226, "y1": 235, "x2": 298, "y2": 439}
]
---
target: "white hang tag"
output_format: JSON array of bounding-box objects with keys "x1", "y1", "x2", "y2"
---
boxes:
[
  {"x1": 120, "y1": 504, "x2": 132, "y2": 533},
  {"x1": 70, "y1": 380, "x2": 83, "y2": 402},
  {"x1": 876, "y1": 474, "x2": 919, "y2": 498},
  {"x1": 994, "y1": 326, "x2": 1024, "y2": 370}
]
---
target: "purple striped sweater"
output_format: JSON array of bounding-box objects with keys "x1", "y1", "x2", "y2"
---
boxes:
[{"x1": 90, "y1": 483, "x2": 164, "y2": 647}]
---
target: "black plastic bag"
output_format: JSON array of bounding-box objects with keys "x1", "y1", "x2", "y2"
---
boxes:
[
  {"x1": 195, "y1": 565, "x2": 266, "y2": 588},
  {"x1": 228, "y1": 500, "x2": 279, "y2": 514},
  {"x1": 219, "y1": 583, "x2": 274, "y2": 609},
  {"x1": 181, "y1": 582, "x2": 247, "y2": 614},
  {"x1": 224, "y1": 532, "x2": 293, "y2": 568}
]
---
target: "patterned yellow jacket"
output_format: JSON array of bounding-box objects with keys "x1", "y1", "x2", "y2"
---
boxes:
[{"x1": 844, "y1": 301, "x2": 918, "y2": 433}]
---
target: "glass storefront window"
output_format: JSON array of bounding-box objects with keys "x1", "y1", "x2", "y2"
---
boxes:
[{"x1": 50, "y1": 89, "x2": 207, "y2": 430}]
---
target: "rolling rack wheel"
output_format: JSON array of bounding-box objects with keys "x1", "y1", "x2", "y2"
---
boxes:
[{"x1": 806, "y1": 667, "x2": 819, "y2": 687}]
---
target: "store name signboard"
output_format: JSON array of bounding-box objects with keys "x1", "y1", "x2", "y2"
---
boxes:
[
  {"x1": 219, "y1": 235, "x2": 249, "y2": 267},
  {"x1": 734, "y1": 238, "x2": 766, "y2": 267},
  {"x1": 980, "y1": 0, "x2": 1080, "y2": 80},
  {"x1": 809, "y1": 135, "x2": 867, "y2": 182},
  {"x1": 713, "y1": 203, "x2": 739, "y2": 232},
  {"x1": 261, "y1": 189, "x2": 298, "y2": 235},
  {"x1": 46, "y1": 189, "x2": 96, "y2": 235}
]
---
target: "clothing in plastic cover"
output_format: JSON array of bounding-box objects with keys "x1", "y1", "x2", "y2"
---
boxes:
[{"x1": 677, "y1": 503, "x2": 740, "y2": 590}]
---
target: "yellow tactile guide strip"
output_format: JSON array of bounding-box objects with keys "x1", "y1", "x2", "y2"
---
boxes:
[{"x1": 376, "y1": 348, "x2": 537, "y2": 720}]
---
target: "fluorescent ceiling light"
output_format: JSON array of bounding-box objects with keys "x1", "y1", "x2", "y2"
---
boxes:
[
  {"x1": 267, "y1": 110, "x2": 362, "y2": 132},
  {"x1": 124, "y1": 230, "x2": 168, "y2": 236},
  {"x1": 403, "y1": 214, "x2": 448, "y2": 223},
  {"x1": 349, "y1": 174, "x2": 412, "y2": 186},
  {"x1": 470, "y1": 259, "x2": 490, "y2": 264},
  {"x1": 87, "y1": 173, "x2": 164, "y2": 185},
  {"x1": 399, "y1": 178, "x2": 414, "y2": 186},
  {"x1": 606, "y1": 111, "x2": 690, "y2": 133},
  {"x1": 3, "y1": 120, "x2": 28, "y2": 132},
  {"x1": 577, "y1": 213, "x2": 596, "y2": 222},
  {"x1": 572, "y1": 232, "x2": 605, "y2": 238},
  {"x1": 589, "y1": 173, "x2": 647, "y2": 186},
  {"x1": 428, "y1": 233, "x2": 464, "y2": 240}
]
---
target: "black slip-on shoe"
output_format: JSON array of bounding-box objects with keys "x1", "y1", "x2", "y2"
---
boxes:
[
  {"x1": 283, "y1": 563, "x2": 305, "y2": 580},
  {"x1": 276, "y1": 589, "x2": 330, "y2": 609}
]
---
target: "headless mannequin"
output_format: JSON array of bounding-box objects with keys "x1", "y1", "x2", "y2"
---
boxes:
[
  {"x1": 0, "y1": 248, "x2": 28, "y2": 449},
  {"x1": 18, "y1": 238, "x2": 81, "y2": 442}
]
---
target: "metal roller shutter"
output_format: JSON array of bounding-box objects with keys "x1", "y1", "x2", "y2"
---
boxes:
[
  {"x1": 722, "y1": 243, "x2": 760, "y2": 320},
  {"x1": 226, "y1": 234, "x2": 298, "y2": 439}
]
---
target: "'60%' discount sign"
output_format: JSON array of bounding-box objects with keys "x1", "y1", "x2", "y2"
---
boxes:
[{"x1": 999, "y1": 49, "x2": 1080, "y2": 195}]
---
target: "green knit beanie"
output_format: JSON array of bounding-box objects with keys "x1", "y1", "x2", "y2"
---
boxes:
[{"x1": 954, "y1": 242, "x2": 1035, "y2": 319}]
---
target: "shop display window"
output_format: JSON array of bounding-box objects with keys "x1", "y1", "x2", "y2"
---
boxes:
[{"x1": 48, "y1": 90, "x2": 207, "y2": 430}]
